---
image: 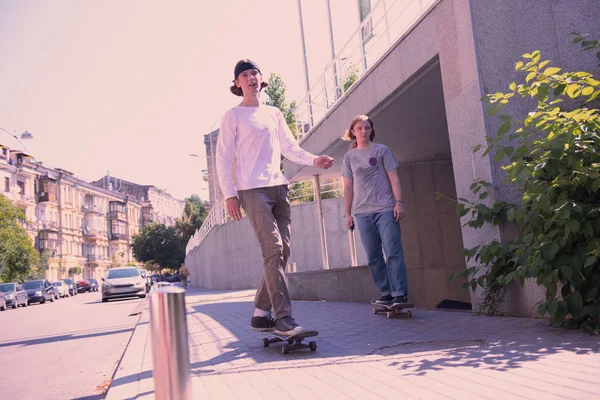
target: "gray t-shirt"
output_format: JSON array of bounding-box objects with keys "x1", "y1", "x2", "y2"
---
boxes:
[{"x1": 341, "y1": 143, "x2": 398, "y2": 215}]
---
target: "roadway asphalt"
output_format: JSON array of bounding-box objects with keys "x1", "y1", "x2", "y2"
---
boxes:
[{"x1": 0, "y1": 289, "x2": 144, "y2": 399}]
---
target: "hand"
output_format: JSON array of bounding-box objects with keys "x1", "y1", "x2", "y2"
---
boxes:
[
  {"x1": 345, "y1": 215, "x2": 355, "y2": 230},
  {"x1": 226, "y1": 197, "x2": 243, "y2": 221},
  {"x1": 314, "y1": 155, "x2": 334, "y2": 169},
  {"x1": 394, "y1": 202, "x2": 405, "y2": 222}
]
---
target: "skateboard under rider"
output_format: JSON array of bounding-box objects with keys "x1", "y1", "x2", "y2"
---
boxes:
[
  {"x1": 371, "y1": 300, "x2": 414, "y2": 319},
  {"x1": 260, "y1": 330, "x2": 319, "y2": 354}
]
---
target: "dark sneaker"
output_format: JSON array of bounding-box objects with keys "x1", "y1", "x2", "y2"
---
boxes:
[
  {"x1": 251, "y1": 314, "x2": 276, "y2": 332},
  {"x1": 374, "y1": 294, "x2": 393, "y2": 305},
  {"x1": 392, "y1": 295, "x2": 408, "y2": 306},
  {"x1": 275, "y1": 315, "x2": 304, "y2": 336}
]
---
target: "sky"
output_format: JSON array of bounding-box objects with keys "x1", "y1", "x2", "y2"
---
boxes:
[{"x1": 0, "y1": 0, "x2": 360, "y2": 201}]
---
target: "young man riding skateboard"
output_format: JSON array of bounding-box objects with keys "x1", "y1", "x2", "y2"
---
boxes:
[{"x1": 215, "y1": 59, "x2": 334, "y2": 335}]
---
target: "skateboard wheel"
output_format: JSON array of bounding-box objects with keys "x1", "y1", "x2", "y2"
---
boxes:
[
  {"x1": 282, "y1": 344, "x2": 290, "y2": 354},
  {"x1": 309, "y1": 341, "x2": 317, "y2": 352},
  {"x1": 372, "y1": 308, "x2": 377, "y2": 314},
  {"x1": 407, "y1": 311, "x2": 412, "y2": 317},
  {"x1": 262, "y1": 338, "x2": 270, "y2": 348},
  {"x1": 386, "y1": 312, "x2": 392, "y2": 319}
]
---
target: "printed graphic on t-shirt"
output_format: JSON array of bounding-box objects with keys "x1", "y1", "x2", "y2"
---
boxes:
[{"x1": 369, "y1": 157, "x2": 378, "y2": 166}]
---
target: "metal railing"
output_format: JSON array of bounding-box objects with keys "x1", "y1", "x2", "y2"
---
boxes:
[
  {"x1": 295, "y1": 0, "x2": 437, "y2": 140},
  {"x1": 185, "y1": 177, "x2": 343, "y2": 255}
]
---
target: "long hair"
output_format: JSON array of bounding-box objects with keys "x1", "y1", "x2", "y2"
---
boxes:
[{"x1": 342, "y1": 115, "x2": 375, "y2": 148}]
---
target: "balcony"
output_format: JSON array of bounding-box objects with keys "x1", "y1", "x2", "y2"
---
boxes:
[
  {"x1": 83, "y1": 229, "x2": 104, "y2": 241},
  {"x1": 87, "y1": 254, "x2": 105, "y2": 262},
  {"x1": 82, "y1": 204, "x2": 103, "y2": 215},
  {"x1": 16, "y1": 194, "x2": 35, "y2": 207},
  {"x1": 108, "y1": 210, "x2": 127, "y2": 221},
  {"x1": 39, "y1": 221, "x2": 59, "y2": 231},
  {"x1": 109, "y1": 233, "x2": 129, "y2": 242},
  {"x1": 38, "y1": 191, "x2": 58, "y2": 203}
]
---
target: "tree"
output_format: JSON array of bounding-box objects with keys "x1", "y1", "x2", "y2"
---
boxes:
[
  {"x1": 131, "y1": 223, "x2": 185, "y2": 270},
  {"x1": 29, "y1": 249, "x2": 53, "y2": 279},
  {"x1": 265, "y1": 73, "x2": 297, "y2": 135},
  {"x1": 0, "y1": 195, "x2": 38, "y2": 283},
  {"x1": 343, "y1": 62, "x2": 359, "y2": 93},
  {"x1": 447, "y1": 34, "x2": 600, "y2": 332},
  {"x1": 175, "y1": 194, "x2": 209, "y2": 245},
  {"x1": 68, "y1": 266, "x2": 82, "y2": 276}
]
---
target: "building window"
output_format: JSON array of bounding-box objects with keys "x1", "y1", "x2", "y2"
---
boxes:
[
  {"x1": 17, "y1": 181, "x2": 25, "y2": 196},
  {"x1": 1, "y1": 148, "x2": 7, "y2": 157},
  {"x1": 4, "y1": 177, "x2": 9, "y2": 192}
]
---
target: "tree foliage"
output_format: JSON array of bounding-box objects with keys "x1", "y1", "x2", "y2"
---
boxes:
[
  {"x1": 175, "y1": 194, "x2": 208, "y2": 245},
  {"x1": 131, "y1": 222, "x2": 185, "y2": 270},
  {"x1": 0, "y1": 195, "x2": 38, "y2": 283},
  {"x1": 265, "y1": 73, "x2": 297, "y2": 135},
  {"x1": 447, "y1": 34, "x2": 600, "y2": 332},
  {"x1": 343, "y1": 62, "x2": 359, "y2": 92}
]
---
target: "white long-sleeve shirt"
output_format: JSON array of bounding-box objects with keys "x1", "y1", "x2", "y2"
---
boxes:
[{"x1": 215, "y1": 104, "x2": 317, "y2": 200}]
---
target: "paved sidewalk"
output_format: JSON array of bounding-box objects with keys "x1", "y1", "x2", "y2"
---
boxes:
[{"x1": 106, "y1": 286, "x2": 600, "y2": 399}]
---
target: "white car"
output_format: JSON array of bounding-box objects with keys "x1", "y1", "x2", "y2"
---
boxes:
[
  {"x1": 52, "y1": 281, "x2": 70, "y2": 298},
  {"x1": 101, "y1": 267, "x2": 147, "y2": 302}
]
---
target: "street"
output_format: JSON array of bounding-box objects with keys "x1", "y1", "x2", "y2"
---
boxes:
[{"x1": 0, "y1": 290, "x2": 144, "y2": 400}]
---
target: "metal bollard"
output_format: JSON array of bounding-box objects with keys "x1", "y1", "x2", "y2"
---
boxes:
[
  {"x1": 149, "y1": 286, "x2": 192, "y2": 400},
  {"x1": 348, "y1": 227, "x2": 358, "y2": 267}
]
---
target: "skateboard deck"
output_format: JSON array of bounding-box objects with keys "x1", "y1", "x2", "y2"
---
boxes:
[
  {"x1": 260, "y1": 330, "x2": 319, "y2": 354},
  {"x1": 371, "y1": 301, "x2": 414, "y2": 319}
]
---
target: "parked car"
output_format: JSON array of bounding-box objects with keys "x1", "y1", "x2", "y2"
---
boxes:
[
  {"x1": 23, "y1": 280, "x2": 55, "y2": 304},
  {"x1": 0, "y1": 282, "x2": 28, "y2": 308},
  {"x1": 87, "y1": 278, "x2": 99, "y2": 292},
  {"x1": 0, "y1": 292, "x2": 5, "y2": 311},
  {"x1": 77, "y1": 280, "x2": 91, "y2": 293},
  {"x1": 52, "y1": 281, "x2": 70, "y2": 298},
  {"x1": 61, "y1": 278, "x2": 78, "y2": 296},
  {"x1": 101, "y1": 267, "x2": 147, "y2": 302}
]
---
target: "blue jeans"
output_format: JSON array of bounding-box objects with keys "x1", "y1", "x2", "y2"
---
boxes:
[{"x1": 355, "y1": 211, "x2": 408, "y2": 297}]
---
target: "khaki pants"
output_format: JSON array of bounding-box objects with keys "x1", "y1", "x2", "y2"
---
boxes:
[{"x1": 238, "y1": 185, "x2": 292, "y2": 319}]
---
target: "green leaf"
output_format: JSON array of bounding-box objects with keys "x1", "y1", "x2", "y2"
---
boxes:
[
  {"x1": 584, "y1": 256, "x2": 597, "y2": 270},
  {"x1": 497, "y1": 121, "x2": 511, "y2": 136},
  {"x1": 526, "y1": 71, "x2": 537, "y2": 83},
  {"x1": 567, "y1": 84, "x2": 581, "y2": 98},
  {"x1": 479, "y1": 192, "x2": 489, "y2": 200},
  {"x1": 537, "y1": 303, "x2": 547, "y2": 317},
  {"x1": 554, "y1": 83, "x2": 567, "y2": 96},
  {"x1": 567, "y1": 291, "x2": 583, "y2": 317},
  {"x1": 542, "y1": 242, "x2": 560, "y2": 261},
  {"x1": 587, "y1": 90, "x2": 600, "y2": 102},
  {"x1": 544, "y1": 67, "x2": 562, "y2": 75},
  {"x1": 509, "y1": 82, "x2": 517, "y2": 91},
  {"x1": 566, "y1": 220, "x2": 580, "y2": 233},
  {"x1": 582, "y1": 86, "x2": 594, "y2": 96},
  {"x1": 494, "y1": 148, "x2": 505, "y2": 163},
  {"x1": 547, "y1": 299, "x2": 558, "y2": 316},
  {"x1": 560, "y1": 264, "x2": 573, "y2": 280},
  {"x1": 472, "y1": 144, "x2": 482, "y2": 153},
  {"x1": 537, "y1": 85, "x2": 550, "y2": 102}
]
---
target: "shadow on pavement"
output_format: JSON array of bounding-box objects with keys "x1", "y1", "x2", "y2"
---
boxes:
[{"x1": 0, "y1": 325, "x2": 134, "y2": 348}]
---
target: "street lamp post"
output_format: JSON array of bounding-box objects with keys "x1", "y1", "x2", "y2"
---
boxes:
[{"x1": 189, "y1": 117, "x2": 222, "y2": 221}]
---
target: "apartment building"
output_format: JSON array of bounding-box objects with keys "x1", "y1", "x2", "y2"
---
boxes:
[
  {"x1": 92, "y1": 175, "x2": 185, "y2": 228},
  {"x1": 1, "y1": 144, "x2": 148, "y2": 282}
]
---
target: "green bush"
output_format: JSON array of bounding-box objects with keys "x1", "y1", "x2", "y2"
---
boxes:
[{"x1": 448, "y1": 35, "x2": 600, "y2": 333}]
